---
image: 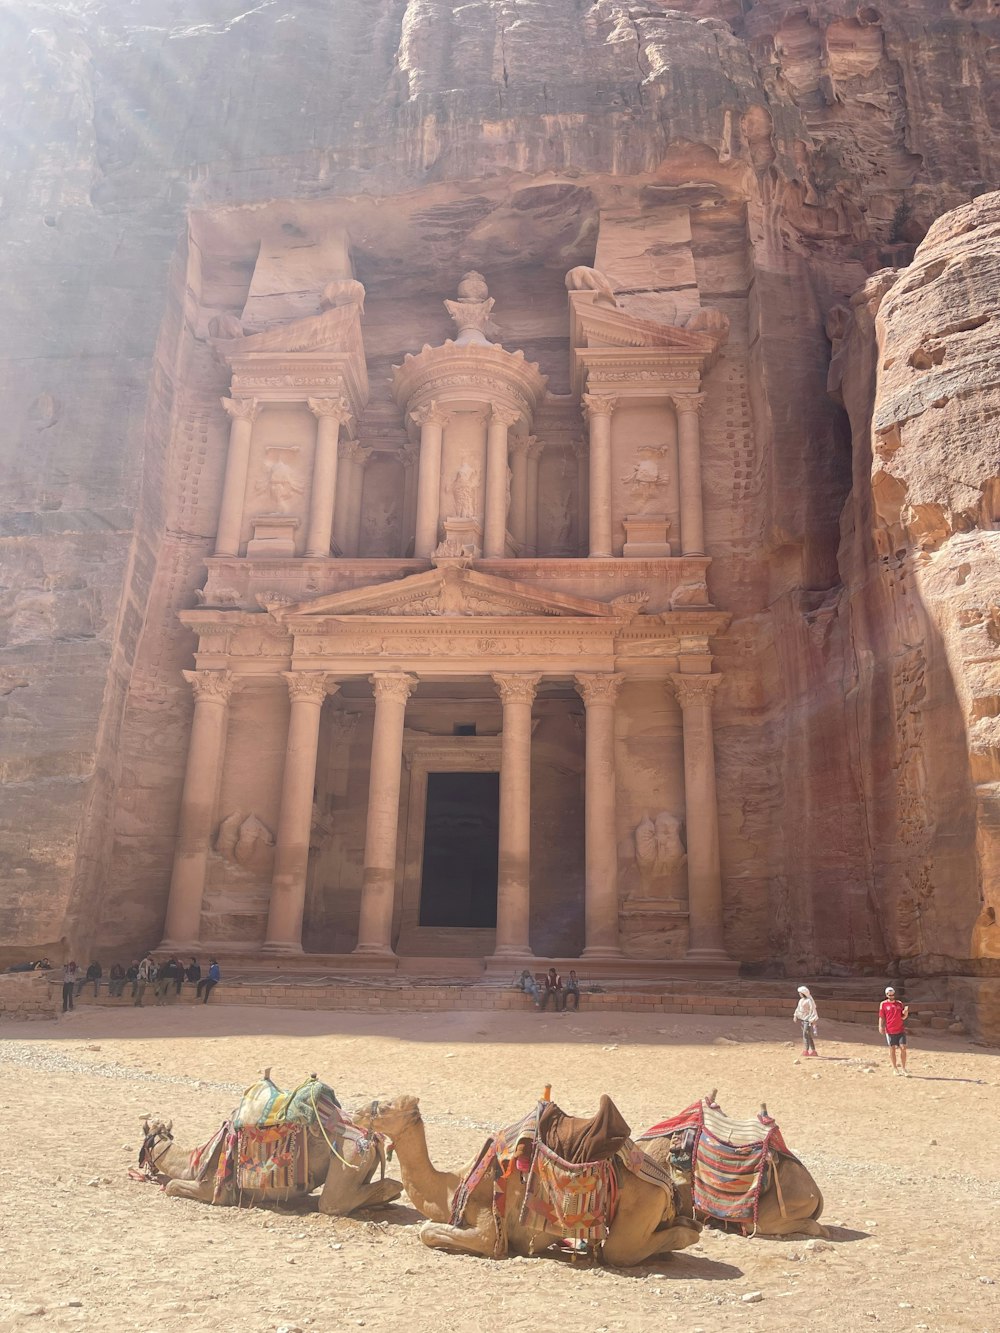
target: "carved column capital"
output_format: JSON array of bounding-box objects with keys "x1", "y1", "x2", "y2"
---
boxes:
[
  {"x1": 574, "y1": 672, "x2": 625, "y2": 706},
  {"x1": 670, "y1": 672, "x2": 722, "y2": 708},
  {"x1": 221, "y1": 396, "x2": 259, "y2": 424},
  {"x1": 410, "y1": 401, "x2": 452, "y2": 430},
  {"x1": 490, "y1": 405, "x2": 521, "y2": 430},
  {"x1": 339, "y1": 440, "x2": 373, "y2": 467},
  {"x1": 370, "y1": 671, "x2": 418, "y2": 705},
  {"x1": 307, "y1": 395, "x2": 353, "y2": 425},
  {"x1": 525, "y1": 435, "x2": 545, "y2": 461},
  {"x1": 670, "y1": 393, "x2": 706, "y2": 417},
  {"x1": 492, "y1": 672, "x2": 542, "y2": 706},
  {"x1": 283, "y1": 671, "x2": 337, "y2": 704},
  {"x1": 508, "y1": 434, "x2": 530, "y2": 458},
  {"x1": 182, "y1": 669, "x2": 239, "y2": 704},
  {"x1": 329, "y1": 709, "x2": 362, "y2": 738},
  {"x1": 582, "y1": 393, "x2": 618, "y2": 422},
  {"x1": 398, "y1": 442, "x2": 420, "y2": 470}
]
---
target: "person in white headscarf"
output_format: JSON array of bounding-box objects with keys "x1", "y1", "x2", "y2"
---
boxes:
[{"x1": 793, "y1": 986, "x2": 819, "y2": 1057}]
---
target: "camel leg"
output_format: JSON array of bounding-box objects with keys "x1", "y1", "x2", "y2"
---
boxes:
[
  {"x1": 752, "y1": 1215, "x2": 828, "y2": 1238},
  {"x1": 419, "y1": 1215, "x2": 501, "y2": 1257},
  {"x1": 602, "y1": 1215, "x2": 701, "y2": 1267},
  {"x1": 164, "y1": 1177, "x2": 217, "y2": 1205},
  {"x1": 360, "y1": 1176, "x2": 403, "y2": 1208}
]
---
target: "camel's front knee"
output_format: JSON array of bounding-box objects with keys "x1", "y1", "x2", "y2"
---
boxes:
[
  {"x1": 419, "y1": 1220, "x2": 496, "y2": 1256},
  {"x1": 163, "y1": 1179, "x2": 214, "y2": 1204},
  {"x1": 363, "y1": 1177, "x2": 403, "y2": 1207}
]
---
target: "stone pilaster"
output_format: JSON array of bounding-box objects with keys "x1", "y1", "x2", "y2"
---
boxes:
[
  {"x1": 673, "y1": 393, "x2": 706, "y2": 557},
  {"x1": 508, "y1": 435, "x2": 529, "y2": 550},
  {"x1": 484, "y1": 405, "x2": 520, "y2": 558},
  {"x1": 411, "y1": 403, "x2": 451, "y2": 559},
  {"x1": 161, "y1": 670, "x2": 239, "y2": 949},
  {"x1": 399, "y1": 443, "x2": 419, "y2": 557},
  {"x1": 525, "y1": 437, "x2": 544, "y2": 557},
  {"x1": 572, "y1": 438, "x2": 588, "y2": 557},
  {"x1": 489, "y1": 672, "x2": 542, "y2": 958},
  {"x1": 354, "y1": 672, "x2": 417, "y2": 955},
  {"x1": 670, "y1": 672, "x2": 729, "y2": 960},
  {"x1": 305, "y1": 396, "x2": 353, "y2": 557},
  {"x1": 582, "y1": 394, "x2": 617, "y2": 558},
  {"x1": 216, "y1": 397, "x2": 259, "y2": 557},
  {"x1": 263, "y1": 673, "x2": 335, "y2": 954},
  {"x1": 574, "y1": 671, "x2": 625, "y2": 956},
  {"x1": 343, "y1": 442, "x2": 372, "y2": 558}
]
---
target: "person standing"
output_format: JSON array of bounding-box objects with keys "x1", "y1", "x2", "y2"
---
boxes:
[
  {"x1": 793, "y1": 985, "x2": 819, "y2": 1056},
  {"x1": 134, "y1": 953, "x2": 154, "y2": 1007},
  {"x1": 879, "y1": 985, "x2": 910, "y2": 1076},
  {"x1": 61, "y1": 961, "x2": 77, "y2": 1013},
  {"x1": 108, "y1": 962, "x2": 126, "y2": 998},
  {"x1": 197, "y1": 959, "x2": 221, "y2": 1004}
]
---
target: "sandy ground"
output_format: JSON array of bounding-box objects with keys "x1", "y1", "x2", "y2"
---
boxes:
[{"x1": 0, "y1": 1003, "x2": 997, "y2": 1333}]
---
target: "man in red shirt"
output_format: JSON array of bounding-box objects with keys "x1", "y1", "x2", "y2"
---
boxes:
[{"x1": 878, "y1": 986, "x2": 910, "y2": 1076}]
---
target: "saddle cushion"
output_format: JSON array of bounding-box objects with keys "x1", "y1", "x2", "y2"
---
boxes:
[{"x1": 537, "y1": 1094, "x2": 632, "y2": 1163}]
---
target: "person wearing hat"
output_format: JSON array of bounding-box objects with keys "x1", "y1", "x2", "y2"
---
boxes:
[
  {"x1": 878, "y1": 986, "x2": 910, "y2": 1075},
  {"x1": 793, "y1": 985, "x2": 819, "y2": 1056}
]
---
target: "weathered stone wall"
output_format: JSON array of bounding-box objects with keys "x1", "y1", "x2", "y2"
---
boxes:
[{"x1": 2, "y1": 1, "x2": 999, "y2": 974}]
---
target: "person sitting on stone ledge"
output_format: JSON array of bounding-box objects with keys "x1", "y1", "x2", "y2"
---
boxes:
[
  {"x1": 125, "y1": 959, "x2": 140, "y2": 999},
  {"x1": 196, "y1": 959, "x2": 221, "y2": 1004},
  {"x1": 107, "y1": 962, "x2": 126, "y2": 998},
  {"x1": 539, "y1": 967, "x2": 565, "y2": 1012},
  {"x1": 77, "y1": 960, "x2": 102, "y2": 999},
  {"x1": 156, "y1": 956, "x2": 182, "y2": 1005},
  {"x1": 185, "y1": 957, "x2": 201, "y2": 990},
  {"x1": 514, "y1": 969, "x2": 541, "y2": 1007},
  {"x1": 563, "y1": 969, "x2": 581, "y2": 1011}
]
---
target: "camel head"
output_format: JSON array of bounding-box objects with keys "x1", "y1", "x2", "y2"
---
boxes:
[
  {"x1": 352, "y1": 1094, "x2": 420, "y2": 1139},
  {"x1": 138, "y1": 1117, "x2": 173, "y2": 1171}
]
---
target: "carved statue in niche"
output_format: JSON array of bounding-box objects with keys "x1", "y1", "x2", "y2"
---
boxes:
[
  {"x1": 363, "y1": 497, "x2": 400, "y2": 556},
  {"x1": 550, "y1": 487, "x2": 574, "y2": 552},
  {"x1": 215, "y1": 811, "x2": 275, "y2": 874},
  {"x1": 444, "y1": 271, "x2": 499, "y2": 345},
  {"x1": 621, "y1": 444, "x2": 669, "y2": 514},
  {"x1": 633, "y1": 811, "x2": 687, "y2": 897},
  {"x1": 256, "y1": 447, "x2": 304, "y2": 513},
  {"x1": 451, "y1": 461, "x2": 480, "y2": 519}
]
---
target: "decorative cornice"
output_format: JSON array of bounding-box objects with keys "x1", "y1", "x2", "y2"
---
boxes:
[
  {"x1": 670, "y1": 672, "x2": 722, "y2": 708},
  {"x1": 283, "y1": 671, "x2": 335, "y2": 704},
  {"x1": 574, "y1": 671, "x2": 625, "y2": 706},
  {"x1": 183, "y1": 669, "x2": 239, "y2": 703},
  {"x1": 492, "y1": 672, "x2": 542, "y2": 706},
  {"x1": 220, "y1": 396, "x2": 258, "y2": 424},
  {"x1": 370, "y1": 671, "x2": 418, "y2": 704}
]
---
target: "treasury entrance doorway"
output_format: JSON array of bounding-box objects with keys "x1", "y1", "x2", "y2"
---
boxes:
[{"x1": 418, "y1": 771, "x2": 499, "y2": 928}]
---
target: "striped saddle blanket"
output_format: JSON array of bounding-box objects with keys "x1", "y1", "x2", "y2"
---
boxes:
[{"x1": 638, "y1": 1099, "x2": 793, "y2": 1229}]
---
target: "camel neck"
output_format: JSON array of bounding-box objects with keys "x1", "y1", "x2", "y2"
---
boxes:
[{"x1": 390, "y1": 1115, "x2": 459, "y2": 1223}]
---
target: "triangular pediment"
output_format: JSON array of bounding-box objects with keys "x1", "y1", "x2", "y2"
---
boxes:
[
  {"x1": 267, "y1": 565, "x2": 648, "y2": 621},
  {"x1": 571, "y1": 300, "x2": 720, "y2": 355},
  {"x1": 214, "y1": 302, "x2": 363, "y2": 358}
]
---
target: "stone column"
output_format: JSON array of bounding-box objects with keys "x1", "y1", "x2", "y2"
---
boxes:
[
  {"x1": 674, "y1": 393, "x2": 707, "y2": 556},
  {"x1": 484, "y1": 406, "x2": 519, "y2": 558},
  {"x1": 263, "y1": 673, "x2": 334, "y2": 954},
  {"x1": 671, "y1": 672, "x2": 728, "y2": 959},
  {"x1": 344, "y1": 443, "x2": 371, "y2": 557},
  {"x1": 525, "y1": 437, "x2": 543, "y2": 557},
  {"x1": 573, "y1": 439, "x2": 589, "y2": 557},
  {"x1": 508, "y1": 435, "x2": 529, "y2": 550},
  {"x1": 574, "y1": 672, "x2": 625, "y2": 957},
  {"x1": 215, "y1": 397, "x2": 259, "y2": 557},
  {"x1": 582, "y1": 394, "x2": 617, "y2": 558},
  {"x1": 490, "y1": 673, "x2": 542, "y2": 958},
  {"x1": 354, "y1": 672, "x2": 417, "y2": 955},
  {"x1": 160, "y1": 670, "x2": 238, "y2": 949},
  {"x1": 400, "y1": 443, "x2": 419, "y2": 557},
  {"x1": 305, "y1": 396, "x2": 352, "y2": 557},
  {"x1": 412, "y1": 403, "x2": 450, "y2": 559}
]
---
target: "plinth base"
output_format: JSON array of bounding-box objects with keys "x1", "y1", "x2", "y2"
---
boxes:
[
  {"x1": 622, "y1": 514, "x2": 672, "y2": 558},
  {"x1": 247, "y1": 514, "x2": 300, "y2": 558}
]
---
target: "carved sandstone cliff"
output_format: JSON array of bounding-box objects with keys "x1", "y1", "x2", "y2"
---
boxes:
[{"x1": 1, "y1": 2, "x2": 998, "y2": 984}]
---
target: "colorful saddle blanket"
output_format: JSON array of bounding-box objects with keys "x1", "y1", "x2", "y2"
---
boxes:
[{"x1": 638, "y1": 1099, "x2": 794, "y2": 1231}]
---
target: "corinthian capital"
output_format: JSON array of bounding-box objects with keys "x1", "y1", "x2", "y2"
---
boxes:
[
  {"x1": 670, "y1": 672, "x2": 722, "y2": 708},
  {"x1": 283, "y1": 671, "x2": 336, "y2": 704},
  {"x1": 410, "y1": 401, "x2": 452, "y2": 430},
  {"x1": 308, "y1": 395, "x2": 353, "y2": 426},
  {"x1": 574, "y1": 672, "x2": 625, "y2": 706},
  {"x1": 183, "y1": 669, "x2": 239, "y2": 704},
  {"x1": 490, "y1": 405, "x2": 521, "y2": 430},
  {"x1": 670, "y1": 393, "x2": 706, "y2": 417},
  {"x1": 370, "y1": 671, "x2": 418, "y2": 705},
  {"x1": 525, "y1": 435, "x2": 545, "y2": 461},
  {"x1": 221, "y1": 396, "x2": 259, "y2": 424},
  {"x1": 492, "y1": 672, "x2": 542, "y2": 706},
  {"x1": 581, "y1": 393, "x2": 618, "y2": 422},
  {"x1": 339, "y1": 441, "x2": 373, "y2": 467}
]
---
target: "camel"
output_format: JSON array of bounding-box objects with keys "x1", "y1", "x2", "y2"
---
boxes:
[
  {"x1": 353, "y1": 1095, "x2": 702, "y2": 1265},
  {"x1": 637, "y1": 1093, "x2": 827, "y2": 1238},
  {"x1": 138, "y1": 1073, "x2": 403, "y2": 1216}
]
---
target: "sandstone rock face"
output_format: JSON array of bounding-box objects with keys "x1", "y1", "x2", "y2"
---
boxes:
[{"x1": 1, "y1": 2, "x2": 998, "y2": 987}]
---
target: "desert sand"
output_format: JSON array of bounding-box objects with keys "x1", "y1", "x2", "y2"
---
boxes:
[{"x1": 0, "y1": 1002, "x2": 997, "y2": 1333}]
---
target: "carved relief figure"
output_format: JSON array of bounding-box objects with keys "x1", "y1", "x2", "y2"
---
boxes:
[
  {"x1": 363, "y1": 498, "x2": 400, "y2": 556},
  {"x1": 633, "y1": 811, "x2": 686, "y2": 897},
  {"x1": 451, "y1": 461, "x2": 480, "y2": 519},
  {"x1": 565, "y1": 265, "x2": 618, "y2": 308},
  {"x1": 551, "y1": 488, "x2": 574, "y2": 551},
  {"x1": 256, "y1": 448, "x2": 304, "y2": 513},
  {"x1": 621, "y1": 445, "x2": 669, "y2": 513},
  {"x1": 215, "y1": 811, "x2": 276, "y2": 874}
]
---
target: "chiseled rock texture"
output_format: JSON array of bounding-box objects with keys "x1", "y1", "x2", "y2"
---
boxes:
[{"x1": 1, "y1": 1, "x2": 998, "y2": 983}]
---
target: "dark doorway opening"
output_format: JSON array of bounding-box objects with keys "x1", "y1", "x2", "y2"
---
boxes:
[{"x1": 419, "y1": 771, "x2": 499, "y2": 927}]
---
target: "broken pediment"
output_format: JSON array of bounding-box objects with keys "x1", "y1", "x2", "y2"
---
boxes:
[{"x1": 265, "y1": 565, "x2": 645, "y2": 621}]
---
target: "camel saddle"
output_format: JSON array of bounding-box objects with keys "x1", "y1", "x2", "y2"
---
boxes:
[{"x1": 537, "y1": 1094, "x2": 631, "y2": 1163}]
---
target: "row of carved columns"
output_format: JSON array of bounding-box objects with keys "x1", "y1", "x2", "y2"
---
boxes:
[
  {"x1": 582, "y1": 392, "x2": 706, "y2": 558},
  {"x1": 161, "y1": 668, "x2": 728, "y2": 963}
]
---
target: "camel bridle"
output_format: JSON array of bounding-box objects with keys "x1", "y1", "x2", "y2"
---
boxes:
[{"x1": 139, "y1": 1125, "x2": 175, "y2": 1175}]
